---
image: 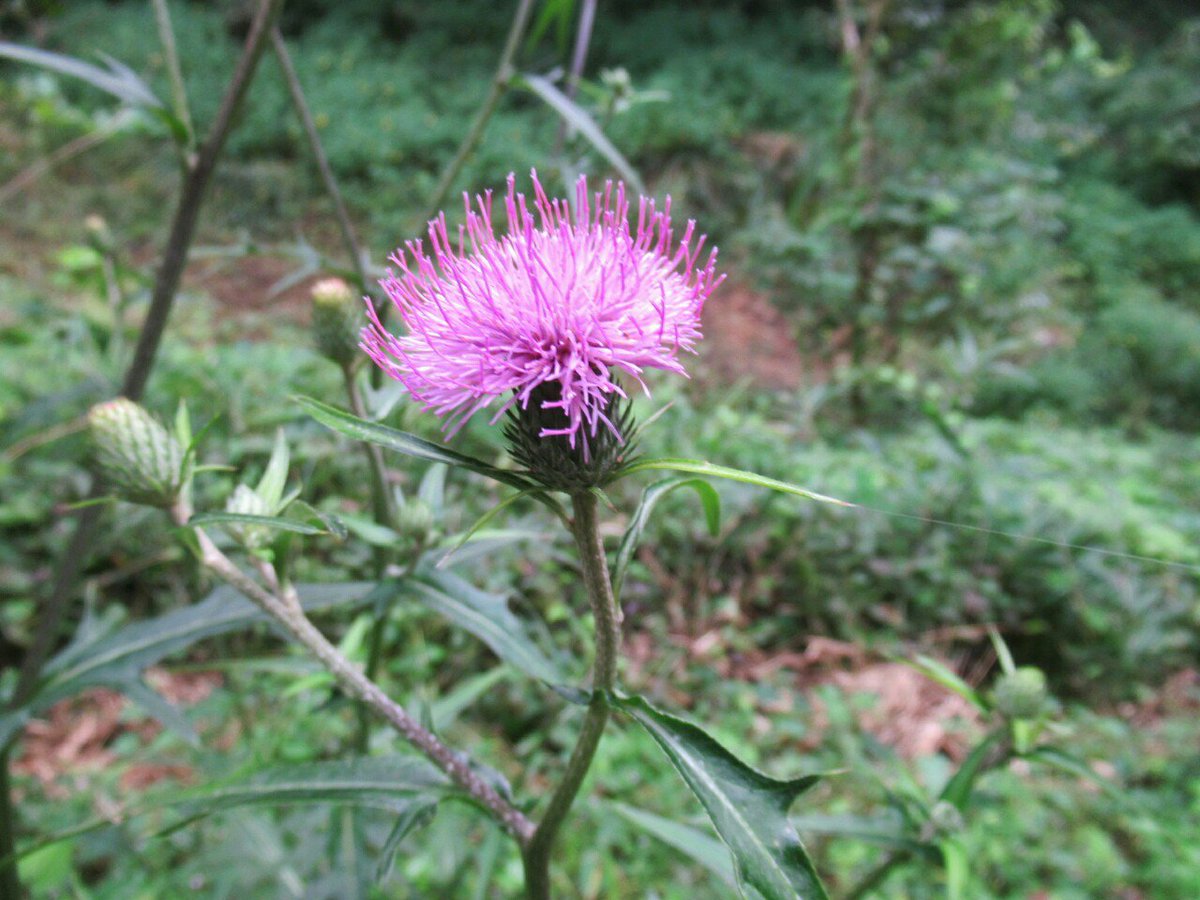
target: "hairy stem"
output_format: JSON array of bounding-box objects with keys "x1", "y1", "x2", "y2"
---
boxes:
[
  {"x1": 420, "y1": 0, "x2": 536, "y2": 225},
  {"x1": 173, "y1": 504, "x2": 535, "y2": 844},
  {"x1": 523, "y1": 491, "x2": 620, "y2": 898}
]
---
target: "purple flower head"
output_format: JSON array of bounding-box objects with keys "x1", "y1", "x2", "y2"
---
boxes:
[{"x1": 362, "y1": 171, "x2": 723, "y2": 460}]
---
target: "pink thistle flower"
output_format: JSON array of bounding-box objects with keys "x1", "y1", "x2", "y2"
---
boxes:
[{"x1": 362, "y1": 171, "x2": 722, "y2": 459}]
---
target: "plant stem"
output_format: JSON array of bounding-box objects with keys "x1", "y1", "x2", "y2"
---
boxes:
[
  {"x1": 552, "y1": 0, "x2": 597, "y2": 158},
  {"x1": 522, "y1": 491, "x2": 620, "y2": 899},
  {"x1": 0, "y1": 748, "x2": 19, "y2": 900},
  {"x1": 343, "y1": 366, "x2": 400, "y2": 754},
  {"x1": 174, "y1": 505, "x2": 535, "y2": 844},
  {"x1": 151, "y1": 0, "x2": 195, "y2": 156},
  {"x1": 420, "y1": 0, "x2": 536, "y2": 225},
  {"x1": 270, "y1": 27, "x2": 373, "y2": 301},
  {"x1": 1, "y1": 11, "x2": 284, "y2": 894}
]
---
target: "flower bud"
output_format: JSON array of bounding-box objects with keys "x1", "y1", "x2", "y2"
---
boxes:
[
  {"x1": 88, "y1": 398, "x2": 185, "y2": 507},
  {"x1": 992, "y1": 666, "x2": 1048, "y2": 721},
  {"x1": 223, "y1": 483, "x2": 274, "y2": 550},
  {"x1": 311, "y1": 277, "x2": 363, "y2": 368},
  {"x1": 396, "y1": 498, "x2": 435, "y2": 545}
]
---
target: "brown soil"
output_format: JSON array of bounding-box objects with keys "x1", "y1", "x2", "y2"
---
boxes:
[{"x1": 698, "y1": 280, "x2": 809, "y2": 391}]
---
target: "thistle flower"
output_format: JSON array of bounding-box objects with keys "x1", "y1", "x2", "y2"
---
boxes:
[
  {"x1": 88, "y1": 398, "x2": 185, "y2": 507},
  {"x1": 362, "y1": 171, "x2": 722, "y2": 471}
]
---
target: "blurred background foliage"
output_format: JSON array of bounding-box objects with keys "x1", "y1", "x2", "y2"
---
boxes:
[{"x1": 1, "y1": 0, "x2": 1199, "y2": 896}]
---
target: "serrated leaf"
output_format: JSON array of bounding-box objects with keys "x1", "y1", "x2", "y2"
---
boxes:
[
  {"x1": 518, "y1": 72, "x2": 645, "y2": 193},
  {"x1": 612, "y1": 802, "x2": 737, "y2": 887},
  {"x1": 405, "y1": 572, "x2": 564, "y2": 685},
  {"x1": 615, "y1": 694, "x2": 829, "y2": 900},
  {"x1": 615, "y1": 457, "x2": 851, "y2": 508},
  {"x1": 0, "y1": 42, "x2": 162, "y2": 109},
  {"x1": 613, "y1": 477, "x2": 720, "y2": 602}
]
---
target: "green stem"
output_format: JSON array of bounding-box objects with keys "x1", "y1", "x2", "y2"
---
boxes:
[
  {"x1": 344, "y1": 367, "x2": 399, "y2": 754},
  {"x1": 151, "y1": 0, "x2": 195, "y2": 156},
  {"x1": 522, "y1": 491, "x2": 620, "y2": 898},
  {"x1": 420, "y1": 0, "x2": 536, "y2": 225},
  {"x1": 0, "y1": 747, "x2": 19, "y2": 899}
]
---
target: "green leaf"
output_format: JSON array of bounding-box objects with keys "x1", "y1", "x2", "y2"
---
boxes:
[
  {"x1": 612, "y1": 802, "x2": 737, "y2": 887},
  {"x1": 790, "y1": 813, "x2": 927, "y2": 853},
  {"x1": 173, "y1": 756, "x2": 451, "y2": 819},
  {"x1": 613, "y1": 477, "x2": 720, "y2": 602},
  {"x1": 941, "y1": 838, "x2": 969, "y2": 900},
  {"x1": 187, "y1": 511, "x2": 326, "y2": 536},
  {"x1": 437, "y1": 490, "x2": 541, "y2": 568},
  {"x1": 429, "y1": 667, "x2": 510, "y2": 731},
  {"x1": 903, "y1": 655, "x2": 989, "y2": 715},
  {"x1": 986, "y1": 625, "x2": 1016, "y2": 676},
  {"x1": 256, "y1": 428, "x2": 291, "y2": 511},
  {"x1": 0, "y1": 43, "x2": 163, "y2": 109},
  {"x1": 518, "y1": 72, "x2": 645, "y2": 193},
  {"x1": 296, "y1": 395, "x2": 532, "y2": 491},
  {"x1": 938, "y1": 730, "x2": 1007, "y2": 809},
  {"x1": 0, "y1": 582, "x2": 378, "y2": 748},
  {"x1": 375, "y1": 800, "x2": 439, "y2": 884},
  {"x1": 615, "y1": 694, "x2": 829, "y2": 900},
  {"x1": 615, "y1": 457, "x2": 851, "y2": 508},
  {"x1": 405, "y1": 572, "x2": 565, "y2": 685}
]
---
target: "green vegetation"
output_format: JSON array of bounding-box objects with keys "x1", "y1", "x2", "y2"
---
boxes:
[{"x1": 2, "y1": 0, "x2": 1198, "y2": 896}]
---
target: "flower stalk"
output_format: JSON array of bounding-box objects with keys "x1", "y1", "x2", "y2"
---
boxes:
[{"x1": 523, "y1": 490, "x2": 621, "y2": 898}]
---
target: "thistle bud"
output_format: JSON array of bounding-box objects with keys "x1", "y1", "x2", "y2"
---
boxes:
[
  {"x1": 992, "y1": 666, "x2": 1048, "y2": 721},
  {"x1": 397, "y1": 498, "x2": 435, "y2": 545},
  {"x1": 88, "y1": 398, "x2": 185, "y2": 507},
  {"x1": 224, "y1": 483, "x2": 274, "y2": 550},
  {"x1": 311, "y1": 277, "x2": 363, "y2": 368}
]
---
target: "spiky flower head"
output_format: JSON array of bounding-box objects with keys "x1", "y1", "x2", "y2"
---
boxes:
[
  {"x1": 362, "y1": 171, "x2": 722, "y2": 484},
  {"x1": 992, "y1": 666, "x2": 1049, "y2": 721},
  {"x1": 88, "y1": 398, "x2": 185, "y2": 507},
  {"x1": 311, "y1": 276, "x2": 362, "y2": 368}
]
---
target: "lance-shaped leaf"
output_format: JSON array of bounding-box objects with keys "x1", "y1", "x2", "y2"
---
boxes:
[
  {"x1": 615, "y1": 694, "x2": 829, "y2": 900},
  {"x1": 614, "y1": 457, "x2": 852, "y2": 508},
  {"x1": 0, "y1": 581, "x2": 381, "y2": 748},
  {"x1": 404, "y1": 572, "x2": 565, "y2": 686},
  {"x1": 0, "y1": 43, "x2": 162, "y2": 108},
  {"x1": 172, "y1": 756, "x2": 452, "y2": 819},
  {"x1": 613, "y1": 477, "x2": 720, "y2": 602},
  {"x1": 612, "y1": 802, "x2": 737, "y2": 887},
  {"x1": 518, "y1": 72, "x2": 645, "y2": 193}
]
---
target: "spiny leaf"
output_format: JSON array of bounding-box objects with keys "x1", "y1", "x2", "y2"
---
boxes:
[{"x1": 615, "y1": 694, "x2": 829, "y2": 900}]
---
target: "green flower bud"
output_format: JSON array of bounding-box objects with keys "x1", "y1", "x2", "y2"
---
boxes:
[
  {"x1": 397, "y1": 498, "x2": 435, "y2": 545},
  {"x1": 993, "y1": 666, "x2": 1048, "y2": 721},
  {"x1": 88, "y1": 398, "x2": 185, "y2": 507},
  {"x1": 311, "y1": 277, "x2": 363, "y2": 368},
  {"x1": 224, "y1": 483, "x2": 273, "y2": 550}
]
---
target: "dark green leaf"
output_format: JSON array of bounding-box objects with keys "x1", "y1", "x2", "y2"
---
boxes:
[
  {"x1": 405, "y1": 572, "x2": 565, "y2": 685},
  {"x1": 615, "y1": 457, "x2": 851, "y2": 508},
  {"x1": 939, "y1": 730, "x2": 1007, "y2": 809},
  {"x1": 613, "y1": 477, "x2": 721, "y2": 602},
  {"x1": 615, "y1": 694, "x2": 829, "y2": 900}
]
